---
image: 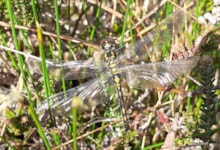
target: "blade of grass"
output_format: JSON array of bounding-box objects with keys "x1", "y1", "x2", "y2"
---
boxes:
[
  {"x1": 31, "y1": 0, "x2": 52, "y2": 102},
  {"x1": 52, "y1": 132, "x2": 61, "y2": 147},
  {"x1": 119, "y1": 0, "x2": 131, "y2": 46},
  {"x1": 66, "y1": 0, "x2": 74, "y2": 61},
  {"x1": 28, "y1": 105, "x2": 51, "y2": 149},
  {"x1": 36, "y1": 21, "x2": 52, "y2": 97},
  {"x1": 48, "y1": 41, "x2": 55, "y2": 60},
  {"x1": 128, "y1": 18, "x2": 134, "y2": 45},
  {"x1": 84, "y1": 0, "x2": 104, "y2": 58},
  {"x1": 54, "y1": 0, "x2": 62, "y2": 60},
  {"x1": 54, "y1": 0, "x2": 67, "y2": 95},
  {"x1": 72, "y1": 96, "x2": 79, "y2": 150},
  {"x1": 31, "y1": 0, "x2": 51, "y2": 149}
]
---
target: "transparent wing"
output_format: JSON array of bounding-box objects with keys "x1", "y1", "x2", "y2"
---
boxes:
[
  {"x1": 117, "y1": 10, "x2": 185, "y2": 63},
  {"x1": 27, "y1": 58, "x2": 107, "y2": 80},
  {"x1": 36, "y1": 77, "x2": 113, "y2": 115},
  {"x1": 120, "y1": 56, "x2": 200, "y2": 89}
]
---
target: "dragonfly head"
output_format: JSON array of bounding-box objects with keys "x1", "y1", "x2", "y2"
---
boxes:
[{"x1": 101, "y1": 39, "x2": 116, "y2": 54}]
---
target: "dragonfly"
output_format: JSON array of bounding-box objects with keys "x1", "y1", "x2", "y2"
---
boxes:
[{"x1": 31, "y1": 10, "x2": 200, "y2": 129}]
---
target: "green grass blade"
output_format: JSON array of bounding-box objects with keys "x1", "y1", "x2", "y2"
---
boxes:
[
  {"x1": 54, "y1": 0, "x2": 67, "y2": 96},
  {"x1": 30, "y1": 0, "x2": 51, "y2": 149},
  {"x1": 119, "y1": 0, "x2": 131, "y2": 46},
  {"x1": 86, "y1": 0, "x2": 104, "y2": 58}
]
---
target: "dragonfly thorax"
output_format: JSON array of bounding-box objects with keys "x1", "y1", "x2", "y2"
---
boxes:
[{"x1": 100, "y1": 40, "x2": 121, "y2": 75}]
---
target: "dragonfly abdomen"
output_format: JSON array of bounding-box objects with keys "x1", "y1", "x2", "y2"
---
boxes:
[{"x1": 102, "y1": 40, "x2": 130, "y2": 129}]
